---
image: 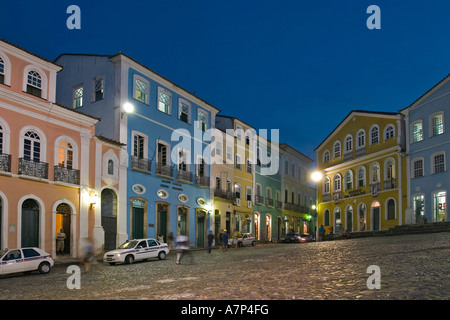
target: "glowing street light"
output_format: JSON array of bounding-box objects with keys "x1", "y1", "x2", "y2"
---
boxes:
[
  {"x1": 311, "y1": 171, "x2": 323, "y2": 182},
  {"x1": 123, "y1": 102, "x2": 134, "y2": 113}
]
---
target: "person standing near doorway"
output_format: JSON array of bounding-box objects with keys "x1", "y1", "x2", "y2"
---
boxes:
[
  {"x1": 207, "y1": 231, "x2": 214, "y2": 253},
  {"x1": 56, "y1": 228, "x2": 66, "y2": 255}
]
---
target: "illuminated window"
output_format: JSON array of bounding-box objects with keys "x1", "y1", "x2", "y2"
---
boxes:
[
  {"x1": 412, "y1": 121, "x2": 423, "y2": 142},
  {"x1": 73, "y1": 86, "x2": 83, "y2": 108},
  {"x1": 133, "y1": 75, "x2": 149, "y2": 104},
  {"x1": 158, "y1": 88, "x2": 171, "y2": 114},
  {"x1": 432, "y1": 113, "x2": 444, "y2": 136},
  {"x1": 58, "y1": 141, "x2": 73, "y2": 169}
]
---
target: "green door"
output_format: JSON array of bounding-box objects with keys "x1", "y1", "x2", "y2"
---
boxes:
[
  {"x1": 197, "y1": 216, "x2": 205, "y2": 247},
  {"x1": 132, "y1": 207, "x2": 144, "y2": 239},
  {"x1": 22, "y1": 199, "x2": 39, "y2": 247},
  {"x1": 158, "y1": 209, "x2": 167, "y2": 242},
  {"x1": 373, "y1": 207, "x2": 380, "y2": 231}
]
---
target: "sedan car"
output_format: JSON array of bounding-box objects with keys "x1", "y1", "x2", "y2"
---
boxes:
[
  {"x1": 0, "y1": 247, "x2": 54, "y2": 276},
  {"x1": 299, "y1": 233, "x2": 313, "y2": 243},
  {"x1": 103, "y1": 238, "x2": 169, "y2": 265},
  {"x1": 281, "y1": 233, "x2": 302, "y2": 243},
  {"x1": 237, "y1": 233, "x2": 256, "y2": 247}
]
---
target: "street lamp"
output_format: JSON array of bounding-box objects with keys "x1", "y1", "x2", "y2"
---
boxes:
[
  {"x1": 311, "y1": 170, "x2": 323, "y2": 241},
  {"x1": 121, "y1": 102, "x2": 134, "y2": 118}
]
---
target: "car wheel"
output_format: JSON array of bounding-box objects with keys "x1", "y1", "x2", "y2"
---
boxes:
[
  {"x1": 125, "y1": 255, "x2": 134, "y2": 264},
  {"x1": 158, "y1": 251, "x2": 166, "y2": 260},
  {"x1": 38, "y1": 262, "x2": 51, "y2": 274},
  {"x1": 251, "y1": 241, "x2": 256, "y2": 246}
]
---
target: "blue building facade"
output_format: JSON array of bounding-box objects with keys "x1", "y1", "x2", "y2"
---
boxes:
[
  {"x1": 55, "y1": 53, "x2": 219, "y2": 248},
  {"x1": 402, "y1": 75, "x2": 450, "y2": 224}
]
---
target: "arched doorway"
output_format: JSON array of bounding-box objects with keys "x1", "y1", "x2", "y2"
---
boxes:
[
  {"x1": 157, "y1": 203, "x2": 169, "y2": 243},
  {"x1": 372, "y1": 201, "x2": 381, "y2": 231},
  {"x1": 132, "y1": 199, "x2": 146, "y2": 240},
  {"x1": 101, "y1": 189, "x2": 117, "y2": 251},
  {"x1": 345, "y1": 205, "x2": 353, "y2": 232},
  {"x1": 265, "y1": 214, "x2": 272, "y2": 241},
  {"x1": 254, "y1": 212, "x2": 260, "y2": 240},
  {"x1": 56, "y1": 203, "x2": 71, "y2": 255},
  {"x1": 21, "y1": 199, "x2": 40, "y2": 247},
  {"x1": 196, "y1": 209, "x2": 207, "y2": 247},
  {"x1": 177, "y1": 206, "x2": 189, "y2": 236},
  {"x1": 358, "y1": 203, "x2": 367, "y2": 231}
]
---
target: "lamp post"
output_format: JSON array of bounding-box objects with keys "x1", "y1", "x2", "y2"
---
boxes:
[{"x1": 311, "y1": 170, "x2": 323, "y2": 241}]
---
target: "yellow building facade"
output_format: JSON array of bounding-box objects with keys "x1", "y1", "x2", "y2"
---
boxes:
[
  {"x1": 315, "y1": 111, "x2": 407, "y2": 235},
  {"x1": 214, "y1": 115, "x2": 254, "y2": 241}
]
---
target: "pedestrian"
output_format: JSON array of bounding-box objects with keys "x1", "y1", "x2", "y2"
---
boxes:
[
  {"x1": 176, "y1": 235, "x2": 193, "y2": 264},
  {"x1": 207, "y1": 231, "x2": 214, "y2": 253},
  {"x1": 56, "y1": 228, "x2": 66, "y2": 255},
  {"x1": 168, "y1": 232, "x2": 174, "y2": 249},
  {"x1": 158, "y1": 233, "x2": 164, "y2": 243},
  {"x1": 343, "y1": 229, "x2": 350, "y2": 239},
  {"x1": 221, "y1": 229, "x2": 229, "y2": 251},
  {"x1": 81, "y1": 238, "x2": 97, "y2": 273},
  {"x1": 421, "y1": 215, "x2": 428, "y2": 225},
  {"x1": 318, "y1": 225, "x2": 325, "y2": 241}
]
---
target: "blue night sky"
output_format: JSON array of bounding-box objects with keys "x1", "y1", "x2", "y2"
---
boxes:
[{"x1": 2, "y1": 0, "x2": 450, "y2": 160}]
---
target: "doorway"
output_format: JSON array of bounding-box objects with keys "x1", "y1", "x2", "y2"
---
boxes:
[
  {"x1": 132, "y1": 199, "x2": 145, "y2": 239},
  {"x1": 433, "y1": 191, "x2": 447, "y2": 222},
  {"x1": 101, "y1": 189, "x2": 117, "y2": 251},
  {"x1": 177, "y1": 206, "x2": 188, "y2": 236},
  {"x1": 372, "y1": 201, "x2": 380, "y2": 231},
  {"x1": 196, "y1": 210, "x2": 206, "y2": 247},
  {"x1": 21, "y1": 199, "x2": 40, "y2": 247},
  {"x1": 56, "y1": 203, "x2": 71, "y2": 255},
  {"x1": 157, "y1": 203, "x2": 169, "y2": 243}
]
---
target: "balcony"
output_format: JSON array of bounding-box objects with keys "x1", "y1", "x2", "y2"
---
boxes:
[
  {"x1": 19, "y1": 158, "x2": 48, "y2": 179},
  {"x1": 156, "y1": 164, "x2": 174, "y2": 178},
  {"x1": 255, "y1": 195, "x2": 264, "y2": 205},
  {"x1": 322, "y1": 193, "x2": 331, "y2": 202},
  {"x1": 265, "y1": 198, "x2": 274, "y2": 207},
  {"x1": 177, "y1": 170, "x2": 193, "y2": 183},
  {"x1": 275, "y1": 200, "x2": 283, "y2": 209},
  {"x1": 384, "y1": 178, "x2": 396, "y2": 190},
  {"x1": 54, "y1": 166, "x2": 80, "y2": 185},
  {"x1": 131, "y1": 156, "x2": 152, "y2": 173},
  {"x1": 196, "y1": 175, "x2": 210, "y2": 188},
  {"x1": 214, "y1": 188, "x2": 233, "y2": 200},
  {"x1": 0, "y1": 153, "x2": 11, "y2": 173}
]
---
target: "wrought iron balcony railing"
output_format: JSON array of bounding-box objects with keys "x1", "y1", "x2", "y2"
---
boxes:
[
  {"x1": 54, "y1": 166, "x2": 80, "y2": 185},
  {"x1": 177, "y1": 170, "x2": 193, "y2": 182},
  {"x1": 19, "y1": 158, "x2": 48, "y2": 179},
  {"x1": 131, "y1": 156, "x2": 152, "y2": 173},
  {"x1": 0, "y1": 153, "x2": 11, "y2": 173},
  {"x1": 156, "y1": 164, "x2": 174, "y2": 178},
  {"x1": 196, "y1": 175, "x2": 210, "y2": 187}
]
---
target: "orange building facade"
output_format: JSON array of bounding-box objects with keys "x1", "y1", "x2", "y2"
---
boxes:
[{"x1": 0, "y1": 39, "x2": 124, "y2": 259}]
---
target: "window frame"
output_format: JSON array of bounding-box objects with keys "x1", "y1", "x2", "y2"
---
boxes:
[
  {"x1": 157, "y1": 87, "x2": 172, "y2": 114},
  {"x1": 133, "y1": 74, "x2": 150, "y2": 105}
]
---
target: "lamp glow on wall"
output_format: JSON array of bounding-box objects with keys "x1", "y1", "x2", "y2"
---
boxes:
[
  {"x1": 121, "y1": 102, "x2": 135, "y2": 118},
  {"x1": 88, "y1": 190, "x2": 99, "y2": 208}
]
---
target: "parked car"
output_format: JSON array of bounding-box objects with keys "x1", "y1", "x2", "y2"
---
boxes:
[
  {"x1": 281, "y1": 233, "x2": 302, "y2": 243},
  {"x1": 0, "y1": 247, "x2": 54, "y2": 276},
  {"x1": 103, "y1": 238, "x2": 169, "y2": 265},
  {"x1": 237, "y1": 233, "x2": 256, "y2": 247},
  {"x1": 299, "y1": 233, "x2": 313, "y2": 243}
]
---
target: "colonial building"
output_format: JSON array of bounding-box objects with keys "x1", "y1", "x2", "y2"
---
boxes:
[
  {"x1": 215, "y1": 115, "x2": 255, "y2": 240},
  {"x1": 55, "y1": 53, "x2": 219, "y2": 248},
  {"x1": 314, "y1": 111, "x2": 407, "y2": 235},
  {"x1": 280, "y1": 144, "x2": 316, "y2": 236},
  {"x1": 0, "y1": 38, "x2": 122, "y2": 258},
  {"x1": 401, "y1": 74, "x2": 450, "y2": 223}
]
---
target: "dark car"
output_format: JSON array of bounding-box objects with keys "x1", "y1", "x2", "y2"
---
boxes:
[
  {"x1": 281, "y1": 233, "x2": 302, "y2": 243},
  {"x1": 299, "y1": 233, "x2": 313, "y2": 243}
]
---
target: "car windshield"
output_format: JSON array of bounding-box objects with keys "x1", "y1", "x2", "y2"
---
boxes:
[
  {"x1": 0, "y1": 249, "x2": 8, "y2": 258},
  {"x1": 118, "y1": 240, "x2": 138, "y2": 249}
]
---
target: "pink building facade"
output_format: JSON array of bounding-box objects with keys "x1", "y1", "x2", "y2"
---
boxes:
[{"x1": 0, "y1": 39, "x2": 124, "y2": 259}]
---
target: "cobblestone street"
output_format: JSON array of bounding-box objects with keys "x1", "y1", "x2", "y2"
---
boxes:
[{"x1": 1, "y1": 232, "x2": 449, "y2": 300}]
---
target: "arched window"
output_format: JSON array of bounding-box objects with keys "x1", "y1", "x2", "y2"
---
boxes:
[
  {"x1": 333, "y1": 141, "x2": 341, "y2": 159},
  {"x1": 384, "y1": 125, "x2": 395, "y2": 140},
  {"x1": 26, "y1": 70, "x2": 42, "y2": 97},
  {"x1": 357, "y1": 130, "x2": 365, "y2": 148},
  {"x1": 0, "y1": 56, "x2": 4, "y2": 84},
  {"x1": 324, "y1": 176, "x2": 330, "y2": 194},
  {"x1": 346, "y1": 205, "x2": 353, "y2": 231},
  {"x1": 345, "y1": 135, "x2": 353, "y2": 153},
  {"x1": 57, "y1": 141, "x2": 73, "y2": 169},
  {"x1": 333, "y1": 174, "x2": 342, "y2": 192},
  {"x1": 323, "y1": 150, "x2": 330, "y2": 163},
  {"x1": 357, "y1": 166, "x2": 366, "y2": 187},
  {"x1": 345, "y1": 170, "x2": 353, "y2": 190},
  {"x1": 23, "y1": 131, "x2": 41, "y2": 162},
  {"x1": 108, "y1": 159, "x2": 114, "y2": 175},
  {"x1": 370, "y1": 163, "x2": 380, "y2": 183},
  {"x1": 370, "y1": 126, "x2": 379, "y2": 145}
]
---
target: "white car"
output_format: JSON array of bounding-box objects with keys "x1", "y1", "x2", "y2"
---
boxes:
[
  {"x1": 237, "y1": 233, "x2": 256, "y2": 247},
  {"x1": 103, "y1": 238, "x2": 169, "y2": 265},
  {"x1": 0, "y1": 247, "x2": 54, "y2": 275}
]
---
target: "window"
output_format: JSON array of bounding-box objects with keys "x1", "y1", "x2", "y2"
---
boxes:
[
  {"x1": 333, "y1": 141, "x2": 341, "y2": 159},
  {"x1": 133, "y1": 76, "x2": 149, "y2": 104},
  {"x1": 158, "y1": 88, "x2": 171, "y2": 114},
  {"x1": 413, "y1": 159, "x2": 424, "y2": 178},
  {"x1": 324, "y1": 209, "x2": 330, "y2": 226},
  {"x1": 370, "y1": 126, "x2": 379, "y2": 145},
  {"x1": 357, "y1": 130, "x2": 365, "y2": 148},
  {"x1": 323, "y1": 150, "x2": 330, "y2": 163},
  {"x1": 73, "y1": 86, "x2": 83, "y2": 108},
  {"x1": 22, "y1": 248, "x2": 40, "y2": 258},
  {"x1": 370, "y1": 163, "x2": 380, "y2": 183},
  {"x1": 291, "y1": 163, "x2": 295, "y2": 177},
  {"x1": 178, "y1": 149, "x2": 189, "y2": 172},
  {"x1": 324, "y1": 177, "x2": 330, "y2": 194},
  {"x1": 226, "y1": 146, "x2": 233, "y2": 163},
  {"x1": 345, "y1": 135, "x2": 352, "y2": 153},
  {"x1": 93, "y1": 78, "x2": 104, "y2": 102},
  {"x1": 235, "y1": 184, "x2": 241, "y2": 199},
  {"x1": 357, "y1": 167, "x2": 366, "y2": 187},
  {"x1": 0, "y1": 57, "x2": 4, "y2": 84},
  {"x1": 246, "y1": 187, "x2": 252, "y2": 201},
  {"x1": 246, "y1": 159, "x2": 252, "y2": 173},
  {"x1": 26, "y1": 70, "x2": 42, "y2": 97},
  {"x1": 384, "y1": 125, "x2": 395, "y2": 140},
  {"x1": 198, "y1": 110, "x2": 208, "y2": 132},
  {"x1": 345, "y1": 170, "x2": 353, "y2": 190},
  {"x1": 433, "y1": 153, "x2": 445, "y2": 174},
  {"x1": 215, "y1": 141, "x2": 223, "y2": 158},
  {"x1": 23, "y1": 131, "x2": 41, "y2": 162},
  {"x1": 412, "y1": 121, "x2": 423, "y2": 142},
  {"x1": 133, "y1": 134, "x2": 145, "y2": 159},
  {"x1": 0, "y1": 125, "x2": 3, "y2": 154},
  {"x1": 108, "y1": 159, "x2": 114, "y2": 175},
  {"x1": 333, "y1": 174, "x2": 341, "y2": 192},
  {"x1": 432, "y1": 113, "x2": 444, "y2": 136},
  {"x1": 197, "y1": 157, "x2": 206, "y2": 177},
  {"x1": 235, "y1": 154, "x2": 242, "y2": 169},
  {"x1": 57, "y1": 141, "x2": 73, "y2": 169},
  {"x1": 179, "y1": 100, "x2": 190, "y2": 123}
]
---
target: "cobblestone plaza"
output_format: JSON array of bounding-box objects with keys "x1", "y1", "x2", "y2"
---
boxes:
[{"x1": 0, "y1": 232, "x2": 449, "y2": 301}]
